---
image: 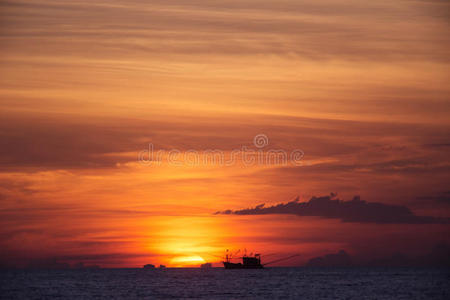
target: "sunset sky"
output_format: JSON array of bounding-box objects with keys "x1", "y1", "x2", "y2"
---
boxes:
[{"x1": 0, "y1": 0, "x2": 449, "y2": 268}]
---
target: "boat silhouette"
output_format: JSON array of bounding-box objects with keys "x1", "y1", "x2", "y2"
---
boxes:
[
  {"x1": 223, "y1": 253, "x2": 263, "y2": 269},
  {"x1": 221, "y1": 249, "x2": 300, "y2": 269},
  {"x1": 143, "y1": 264, "x2": 155, "y2": 269}
]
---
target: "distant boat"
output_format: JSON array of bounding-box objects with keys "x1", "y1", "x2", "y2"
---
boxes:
[
  {"x1": 143, "y1": 264, "x2": 155, "y2": 269},
  {"x1": 200, "y1": 263, "x2": 212, "y2": 269},
  {"x1": 159, "y1": 264, "x2": 166, "y2": 269}
]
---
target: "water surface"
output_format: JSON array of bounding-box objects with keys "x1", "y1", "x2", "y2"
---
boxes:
[{"x1": 1, "y1": 267, "x2": 449, "y2": 299}]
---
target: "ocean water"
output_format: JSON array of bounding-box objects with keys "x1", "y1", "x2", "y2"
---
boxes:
[{"x1": 1, "y1": 267, "x2": 449, "y2": 299}]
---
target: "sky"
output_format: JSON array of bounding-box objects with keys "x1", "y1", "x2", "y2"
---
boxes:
[{"x1": 0, "y1": 0, "x2": 449, "y2": 268}]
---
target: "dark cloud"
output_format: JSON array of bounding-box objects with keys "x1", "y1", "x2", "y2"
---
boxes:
[
  {"x1": 305, "y1": 250, "x2": 352, "y2": 267},
  {"x1": 424, "y1": 143, "x2": 450, "y2": 148},
  {"x1": 216, "y1": 194, "x2": 449, "y2": 224},
  {"x1": 304, "y1": 243, "x2": 450, "y2": 267},
  {"x1": 1, "y1": 107, "x2": 448, "y2": 172},
  {"x1": 0, "y1": 253, "x2": 152, "y2": 269},
  {"x1": 0, "y1": 113, "x2": 141, "y2": 169},
  {"x1": 416, "y1": 191, "x2": 450, "y2": 205},
  {"x1": 366, "y1": 242, "x2": 450, "y2": 267},
  {"x1": 55, "y1": 252, "x2": 152, "y2": 262},
  {"x1": 0, "y1": 111, "x2": 261, "y2": 170}
]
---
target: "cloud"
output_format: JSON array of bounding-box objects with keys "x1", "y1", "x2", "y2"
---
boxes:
[
  {"x1": 304, "y1": 243, "x2": 450, "y2": 267},
  {"x1": 365, "y1": 242, "x2": 450, "y2": 267},
  {"x1": 416, "y1": 191, "x2": 450, "y2": 205},
  {"x1": 216, "y1": 194, "x2": 449, "y2": 224},
  {"x1": 1, "y1": 0, "x2": 448, "y2": 62},
  {"x1": 305, "y1": 250, "x2": 352, "y2": 267},
  {"x1": 0, "y1": 252, "x2": 152, "y2": 269}
]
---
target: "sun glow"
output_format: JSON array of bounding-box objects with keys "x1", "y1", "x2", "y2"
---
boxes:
[{"x1": 170, "y1": 255, "x2": 205, "y2": 267}]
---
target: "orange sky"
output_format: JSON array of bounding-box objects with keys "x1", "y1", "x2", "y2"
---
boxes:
[{"x1": 0, "y1": 0, "x2": 449, "y2": 268}]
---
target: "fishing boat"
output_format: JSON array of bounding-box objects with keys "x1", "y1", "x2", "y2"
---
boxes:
[
  {"x1": 222, "y1": 250, "x2": 300, "y2": 269},
  {"x1": 223, "y1": 252, "x2": 263, "y2": 269}
]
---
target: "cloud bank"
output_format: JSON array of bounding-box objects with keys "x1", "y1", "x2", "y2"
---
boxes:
[{"x1": 216, "y1": 194, "x2": 449, "y2": 224}]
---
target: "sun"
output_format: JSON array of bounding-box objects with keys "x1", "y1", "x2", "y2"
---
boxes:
[{"x1": 170, "y1": 255, "x2": 205, "y2": 267}]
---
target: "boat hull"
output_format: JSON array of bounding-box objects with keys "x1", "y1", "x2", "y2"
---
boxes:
[{"x1": 223, "y1": 262, "x2": 263, "y2": 269}]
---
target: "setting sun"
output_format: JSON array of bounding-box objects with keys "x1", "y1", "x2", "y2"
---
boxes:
[{"x1": 170, "y1": 256, "x2": 205, "y2": 267}]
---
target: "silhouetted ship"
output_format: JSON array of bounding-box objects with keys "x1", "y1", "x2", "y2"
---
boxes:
[
  {"x1": 143, "y1": 264, "x2": 155, "y2": 269},
  {"x1": 200, "y1": 263, "x2": 212, "y2": 269},
  {"x1": 223, "y1": 253, "x2": 263, "y2": 269}
]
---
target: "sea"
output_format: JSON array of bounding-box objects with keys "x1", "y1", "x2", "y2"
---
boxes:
[{"x1": 1, "y1": 267, "x2": 449, "y2": 299}]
